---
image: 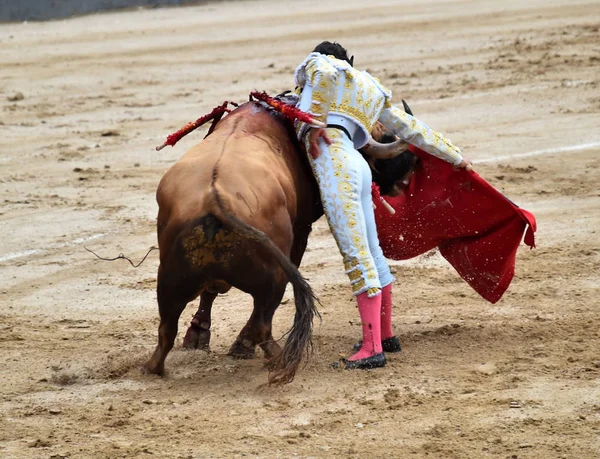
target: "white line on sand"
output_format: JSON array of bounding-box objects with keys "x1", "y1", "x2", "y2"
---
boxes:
[
  {"x1": 0, "y1": 249, "x2": 40, "y2": 263},
  {"x1": 478, "y1": 141, "x2": 600, "y2": 164},
  {"x1": 0, "y1": 233, "x2": 105, "y2": 263}
]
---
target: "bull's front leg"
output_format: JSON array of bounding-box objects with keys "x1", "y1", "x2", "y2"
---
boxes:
[{"x1": 182, "y1": 290, "x2": 217, "y2": 350}]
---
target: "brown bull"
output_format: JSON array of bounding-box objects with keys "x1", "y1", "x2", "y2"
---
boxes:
[{"x1": 143, "y1": 102, "x2": 322, "y2": 384}]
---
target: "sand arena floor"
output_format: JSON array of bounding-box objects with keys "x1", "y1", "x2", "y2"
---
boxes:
[{"x1": 1, "y1": 0, "x2": 599, "y2": 457}]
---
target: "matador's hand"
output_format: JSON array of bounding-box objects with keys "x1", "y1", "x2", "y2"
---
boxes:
[
  {"x1": 308, "y1": 128, "x2": 332, "y2": 159},
  {"x1": 455, "y1": 157, "x2": 473, "y2": 171}
]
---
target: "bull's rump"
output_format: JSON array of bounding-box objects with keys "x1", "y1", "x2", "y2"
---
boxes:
[
  {"x1": 155, "y1": 121, "x2": 300, "y2": 283},
  {"x1": 175, "y1": 213, "x2": 259, "y2": 292},
  {"x1": 158, "y1": 147, "x2": 294, "y2": 240}
]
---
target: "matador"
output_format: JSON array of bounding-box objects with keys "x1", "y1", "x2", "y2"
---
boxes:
[{"x1": 294, "y1": 41, "x2": 471, "y2": 369}]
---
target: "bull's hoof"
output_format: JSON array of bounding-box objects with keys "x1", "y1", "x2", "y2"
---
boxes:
[
  {"x1": 260, "y1": 340, "x2": 283, "y2": 362},
  {"x1": 182, "y1": 326, "x2": 211, "y2": 350},
  {"x1": 263, "y1": 356, "x2": 280, "y2": 371},
  {"x1": 228, "y1": 339, "x2": 256, "y2": 359},
  {"x1": 141, "y1": 361, "x2": 165, "y2": 377}
]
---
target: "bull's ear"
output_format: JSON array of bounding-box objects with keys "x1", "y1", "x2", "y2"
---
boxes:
[
  {"x1": 402, "y1": 99, "x2": 414, "y2": 116},
  {"x1": 349, "y1": 55, "x2": 354, "y2": 66}
]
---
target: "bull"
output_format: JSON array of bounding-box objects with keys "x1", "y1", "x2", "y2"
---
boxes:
[{"x1": 143, "y1": 102, "x2": 323, "y2": 384}]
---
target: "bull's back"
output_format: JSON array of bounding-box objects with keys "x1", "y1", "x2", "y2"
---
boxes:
[
  {"x1": 160, "y1": 137, "x2": 291, "y2": 222},
  {"x1": 156, "y1": 106, "x2": 302, "y2": 262}
]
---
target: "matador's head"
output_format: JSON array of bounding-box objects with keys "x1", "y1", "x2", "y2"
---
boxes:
[{"x1": 313, "y1": 41, "x2": 354, "y2": 66}]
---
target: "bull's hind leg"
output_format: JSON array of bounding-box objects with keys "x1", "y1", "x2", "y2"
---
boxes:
[
  {"x1": 258, "y1": 283, "x2": 287, "y2": 364},
  {"x1": 143, "y1": 267, "x2": 198, "y2": 376},
  {"x1": 228, "y1": 279, "x2": 286, "y2": 362},
  {"x1": 143, "y1": 299, "x2": 186, "y2": 375},
  {"x1": 227, "y1": 305, "x2": 260, "y2": 359},
  {"x1": 182, "y1": 291, "x2": 217, "y2": 350}
]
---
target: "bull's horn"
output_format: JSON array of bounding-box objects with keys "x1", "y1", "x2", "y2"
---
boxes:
[
  {"x1": 402, "y1": 99, "x2": 414, "y2": 116},
  {"x1": 363, "y1": 136, "x2": 409, "y2": 159}
]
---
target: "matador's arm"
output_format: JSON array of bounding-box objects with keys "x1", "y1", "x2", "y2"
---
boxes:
[{"x1": 378, "y1": 104, "x2": 464, "y2": 165}]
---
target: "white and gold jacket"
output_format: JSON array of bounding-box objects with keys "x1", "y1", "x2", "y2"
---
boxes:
[{"x1": 294, "y1": 52, "x2": 464, "y2": 165}]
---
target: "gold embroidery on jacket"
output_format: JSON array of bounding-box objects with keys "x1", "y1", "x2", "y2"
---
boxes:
[{"x1": 303, "y1": 129, "x2": 380, "y2": 295}]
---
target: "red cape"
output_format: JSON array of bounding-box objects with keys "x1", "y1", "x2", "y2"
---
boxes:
[{"x1": 373, "y1": 146, "x2": 536, "y2": 304}]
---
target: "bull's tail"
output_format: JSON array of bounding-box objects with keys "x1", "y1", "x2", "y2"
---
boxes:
[{"x1": 212, "y1": 191, "x2": 320, "y2": 385}]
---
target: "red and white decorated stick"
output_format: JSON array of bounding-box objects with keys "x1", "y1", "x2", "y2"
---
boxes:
[
  {"x1": 155, "y1": 101, "x2": 233, "y2": 151},
  {"x1": 250, "y1": 91, "x2": 326, "y2": 128}
]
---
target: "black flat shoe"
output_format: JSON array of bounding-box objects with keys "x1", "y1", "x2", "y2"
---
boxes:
[
  {"x1": 332, "y1": 352, "x2": 387, "y2": 370},
  {"x1": 353, "y1": 336, "x2": 402, "y2": 353}
]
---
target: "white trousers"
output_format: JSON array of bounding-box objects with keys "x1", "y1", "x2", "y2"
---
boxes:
[{"x1": 305, "y1": 128, "x2": 394, "y2": 297}]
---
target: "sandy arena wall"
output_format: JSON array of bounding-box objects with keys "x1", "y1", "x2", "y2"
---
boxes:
[{"x1": 0, "y1": 0, "x2": 211, "y2": 22}]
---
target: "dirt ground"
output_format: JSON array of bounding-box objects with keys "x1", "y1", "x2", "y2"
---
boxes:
[{"x1": 1, "y1": 0, "x2": 599, "y2": 457}]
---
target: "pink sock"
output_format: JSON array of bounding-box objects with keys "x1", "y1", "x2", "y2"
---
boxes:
[
  {"x1": 348, "y1": 291, "x2": 383, "y2": 361},
  {"x1": 381, "y1": 284, "x2": 394, "y2": 340}
]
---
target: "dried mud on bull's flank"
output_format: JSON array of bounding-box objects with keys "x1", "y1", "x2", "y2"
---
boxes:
[{"x1": 1, "y1": 0, "x2": 599, "y2": 458}]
